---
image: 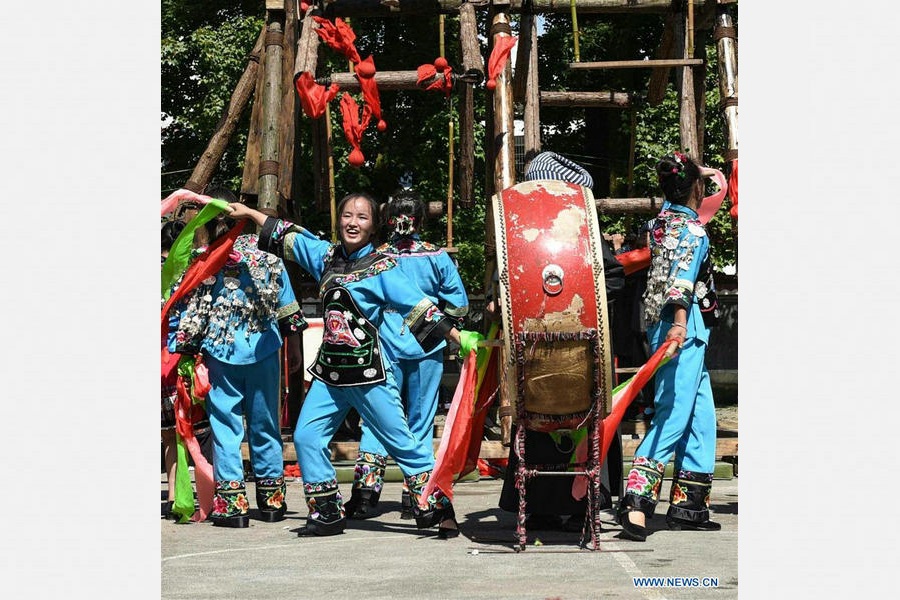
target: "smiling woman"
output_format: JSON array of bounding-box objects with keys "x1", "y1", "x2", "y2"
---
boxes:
[{"x1": 225, "y1": 194, "x2": 476, "y2": 539}]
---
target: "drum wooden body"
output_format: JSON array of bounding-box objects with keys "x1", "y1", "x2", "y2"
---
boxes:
[{"x1": 492, "y1": 180, "x2": 613, "y2": 429}]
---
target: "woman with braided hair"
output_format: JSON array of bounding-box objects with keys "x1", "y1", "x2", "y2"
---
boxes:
[
  {"x1": 227, "y1": 192, "x2": 467, "y2": 538},
  {"x1": 617, "y1": 152, "x2": 722, "y2": 542}
]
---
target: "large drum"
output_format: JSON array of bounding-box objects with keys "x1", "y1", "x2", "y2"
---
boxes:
[{"x1": 492, "y1": 180, "x2": 614, "y2": 430}]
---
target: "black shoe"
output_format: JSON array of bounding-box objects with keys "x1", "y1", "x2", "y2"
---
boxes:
[
  {"x1": 617, "y1": 509, "x2": 647, "y2": 542},
  {"x1": 400, "y1": 490, "x2": 414, "y2": 520},
  {"x1": 438, "y1": 518, "x2": 460, "y2": 539},
  {"x1": 257, "y1": 505, "x2": 287, "y2": 523},
  {"x1": 666, "y1": 516, "x2": 721, "y2": 531},
  {"x1": 297, "y1": 517, "x2": 346, "y2": 537},
  {"x1": 344, "y1": 488, "x2": 380, "y2": 520},
  {"x1": 212, "y1": 514, "x2": 250, "y2": 528},
  {"x1": 161, "y1": 500, "x2": 174, "y2": 519}
]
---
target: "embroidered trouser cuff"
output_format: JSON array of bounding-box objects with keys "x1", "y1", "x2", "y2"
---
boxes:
[
  {"x1": 303, "y1": 479, "x2": 345, "y2": 525},
  {"x1": 213, "y1": 480, "x2": 250, "y2": 518},
  {"x1": 619, "y1": 456, "x2": 666, "y2": 519},
  {"x1": 667, "y1": 470, "x2": 715, "y2": 523}
]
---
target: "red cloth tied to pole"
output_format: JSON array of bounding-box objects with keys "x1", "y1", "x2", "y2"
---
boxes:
[
  {"x1": 312, "y1": 16, "x2": 361, "y2": 64},
  {"x1": 418, "y1": 348, "x2": 479, "y2": 505},
  {"x1": 295, "y1": 71, "x2": 340, "y2": 119},
  {"x1": 616, "y1": 247, "x2": 651, "y2": 276},
  {"x1": 570, "y1": 341, "x2": 676, "y2": 500},
  {"x1": 339, "y1": 92, "x2": 372, "y2": 168},
  {"x1": 355, "y1": 56, "x2": 386, "y2": 131},
  {"x1": 486, "y1": 36, "x2": 518, "y2": 90},
  {"x1": 416, "y1": 58, "x2": 454, "y2": 97},
  {"x1": 728, "y1": 159, "x2": 738, "y2": 220}
]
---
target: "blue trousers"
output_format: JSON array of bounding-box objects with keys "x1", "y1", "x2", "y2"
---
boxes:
[
  {"x1": 634, "y1": 327, "x2": 717, "y2": 474},
  {"x1": 358, "y1": 352, "x2": 443, "y2": 460},
  {"x1": 294, "y1": 364, "x2": 434, "y2": 485},
  {"x1": 205, "y1": 352, "x2": 284, "y2": 483}
]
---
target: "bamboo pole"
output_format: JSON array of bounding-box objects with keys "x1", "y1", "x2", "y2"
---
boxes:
[
  {"x1": 569, "y1": 58, "x2": 703, "y2": 70},
  {"x1": 185, "y1": 26, "x2": 266, "y2": 194}
]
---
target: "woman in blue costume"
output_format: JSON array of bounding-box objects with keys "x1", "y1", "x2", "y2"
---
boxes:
[
  {"x1": 342, "y1": 189, "x2": 470, "y2": 521},
  {"x1": 617, "y1": 153, "x2": 722, "y2": 541},
  {"x1": 167, "y1": 187, "x2": 306, "y2": 528},
  {"x1": 228, "y1": 192, "x2": 465, "y2": 538}
]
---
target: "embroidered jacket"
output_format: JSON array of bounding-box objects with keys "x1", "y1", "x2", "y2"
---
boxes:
[
  {"x1": 642, "y1": 202, "x2": 719, "y2": 340},
  {"x1": 167, "y1": 234, "x2": 305, "y2": 365},
  {"x1": 258, "y1": 218, "x2": 454, "y2": 386},
  {"x1": 376, "y1": 234, "x2": 469, "y2": 360}
]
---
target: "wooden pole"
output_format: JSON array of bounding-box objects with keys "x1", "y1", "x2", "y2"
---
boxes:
[
  {"x1": 240, "y1": 32, "x2": 268, "y2": 204},
  {"x1": 715, "y1": 7, "x2": 738, "y2": 163},
  {"x1": 647, "y1": 10, "x2": 676, "y2": 107},
  {"x1": 315, "y1": 0, "x2": 717, "y2": 18},
  {"x1": 277, "y1": 0, "x2": 299, "y2": 216},
  {"x1": 514, "y1": 12, "x2": 541, "y2": 169},
  {"x1": 458, "y1": 2, "x2": 482, "y2": 209},
  {"x1": 258, "y1": 16, "x2": 285, "y2": 215},
  {"x1": 185, "y1": 26, "x2": 265, "y2": 194},
  {"x1": 675, "y1": 8, "x2": 699, "y2": 159},
  {"x1": 538, "y1": 90, "x2": 631, "y2": 108}
]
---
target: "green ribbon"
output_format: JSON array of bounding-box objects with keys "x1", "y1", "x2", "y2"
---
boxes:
[
  {"x1": 457, "y1": 329, "x2": 485, "y2": 359},
  {"x1": 161, "y1": 198, "x2": 230, "y2": 299}
]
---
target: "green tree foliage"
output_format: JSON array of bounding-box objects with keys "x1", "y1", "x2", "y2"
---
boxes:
[{"x1": 162, "y1": 4, "x2": 737, "y2": 290}]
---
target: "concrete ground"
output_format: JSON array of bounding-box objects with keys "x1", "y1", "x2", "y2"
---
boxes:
[{"x1": 162, "y1": 474, "x2": 738, "y2": 599}]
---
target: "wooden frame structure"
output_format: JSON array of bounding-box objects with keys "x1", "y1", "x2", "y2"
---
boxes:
[{"x1": 179, "y1": 0, "x2": 738, "y2": 550}]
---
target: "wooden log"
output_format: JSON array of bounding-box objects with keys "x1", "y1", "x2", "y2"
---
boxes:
[
  {"x1": 595, "y1": 196, "x2": 666, "y2": 214},
  {"x1": 457, "y1": 2, "x2": 481, "y2": 209},
  {"x1": 258, "y1": 18, "x2": 285, "y2": 215},
  {"x1": 317, "y1": 0, "x2": 716, "y2": 18},
  {"x1": 240, "y1": 31, "x2": 268, "y2": 203},
  {"x1": 569, "y1": 58, "x2": 703, "y2": 70},
  {"x1": 185, "y1": 26, "x2": 265, "y2": 194},
  {"x1": 715, "y1": 7, "x2": 738, "y2": 162},
  {"x1": 294, "y1": 5, "x2": 321, "y2": 82},
  {"x1": 647, "y1": 10, "x2": 676, "y2": 107},
  {"x1": 539, "y1": 90, "x2": 631, "y2": 108},
  {"x1": 317, "y1": 69, "x2": 478, "y2": 92},
  {"x1": 277, "y1": 0, "x2": 298, "y2": 216},
  {"x1": 520, "y1": 13, "x2": 541, "y2": 167},
  {"x1": 675, "y1": 9, "x2": 700, "y2": 159},
  {"x1": 489, "y1": 8, "x2": 517, "y2": 446}
]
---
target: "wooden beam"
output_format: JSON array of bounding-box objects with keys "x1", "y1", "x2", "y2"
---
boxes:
[
  {"x1": 277, "y1": 0, "x2": 298, "y2": 215},
  {"x1": 318, "y1": 69, "x2": 479, "y2": 92},
  {"x1": 540, "y1": 90, "x2": 631, "y2": 108},
  {"x1": 293, "y1": 5, "x2": 321, "y2": 80},
  {"x1": 184, "y1": 26, "x2": 265, "y2": 194},
  {"x1": 595, "y1": 196, "x2": 665, "y2": 214},
  {"x1": 258, "y1": 16, "x2": 285, "y2": 214},
  {"x1": 317, "y1": 0, "x2": 717, "y2": 18},
  {"x1": 518, "y1": 13, "x2": 541, "y2": 167},
  {"x1": 457, "y1": 2, "x2": 482, "y2": 209},
  {"x1": 569, "y1": 58, "x2": 703, "y2": 70},
  {"x1": 647, "y1": 10, "x2": 676, "y2": 106}
]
